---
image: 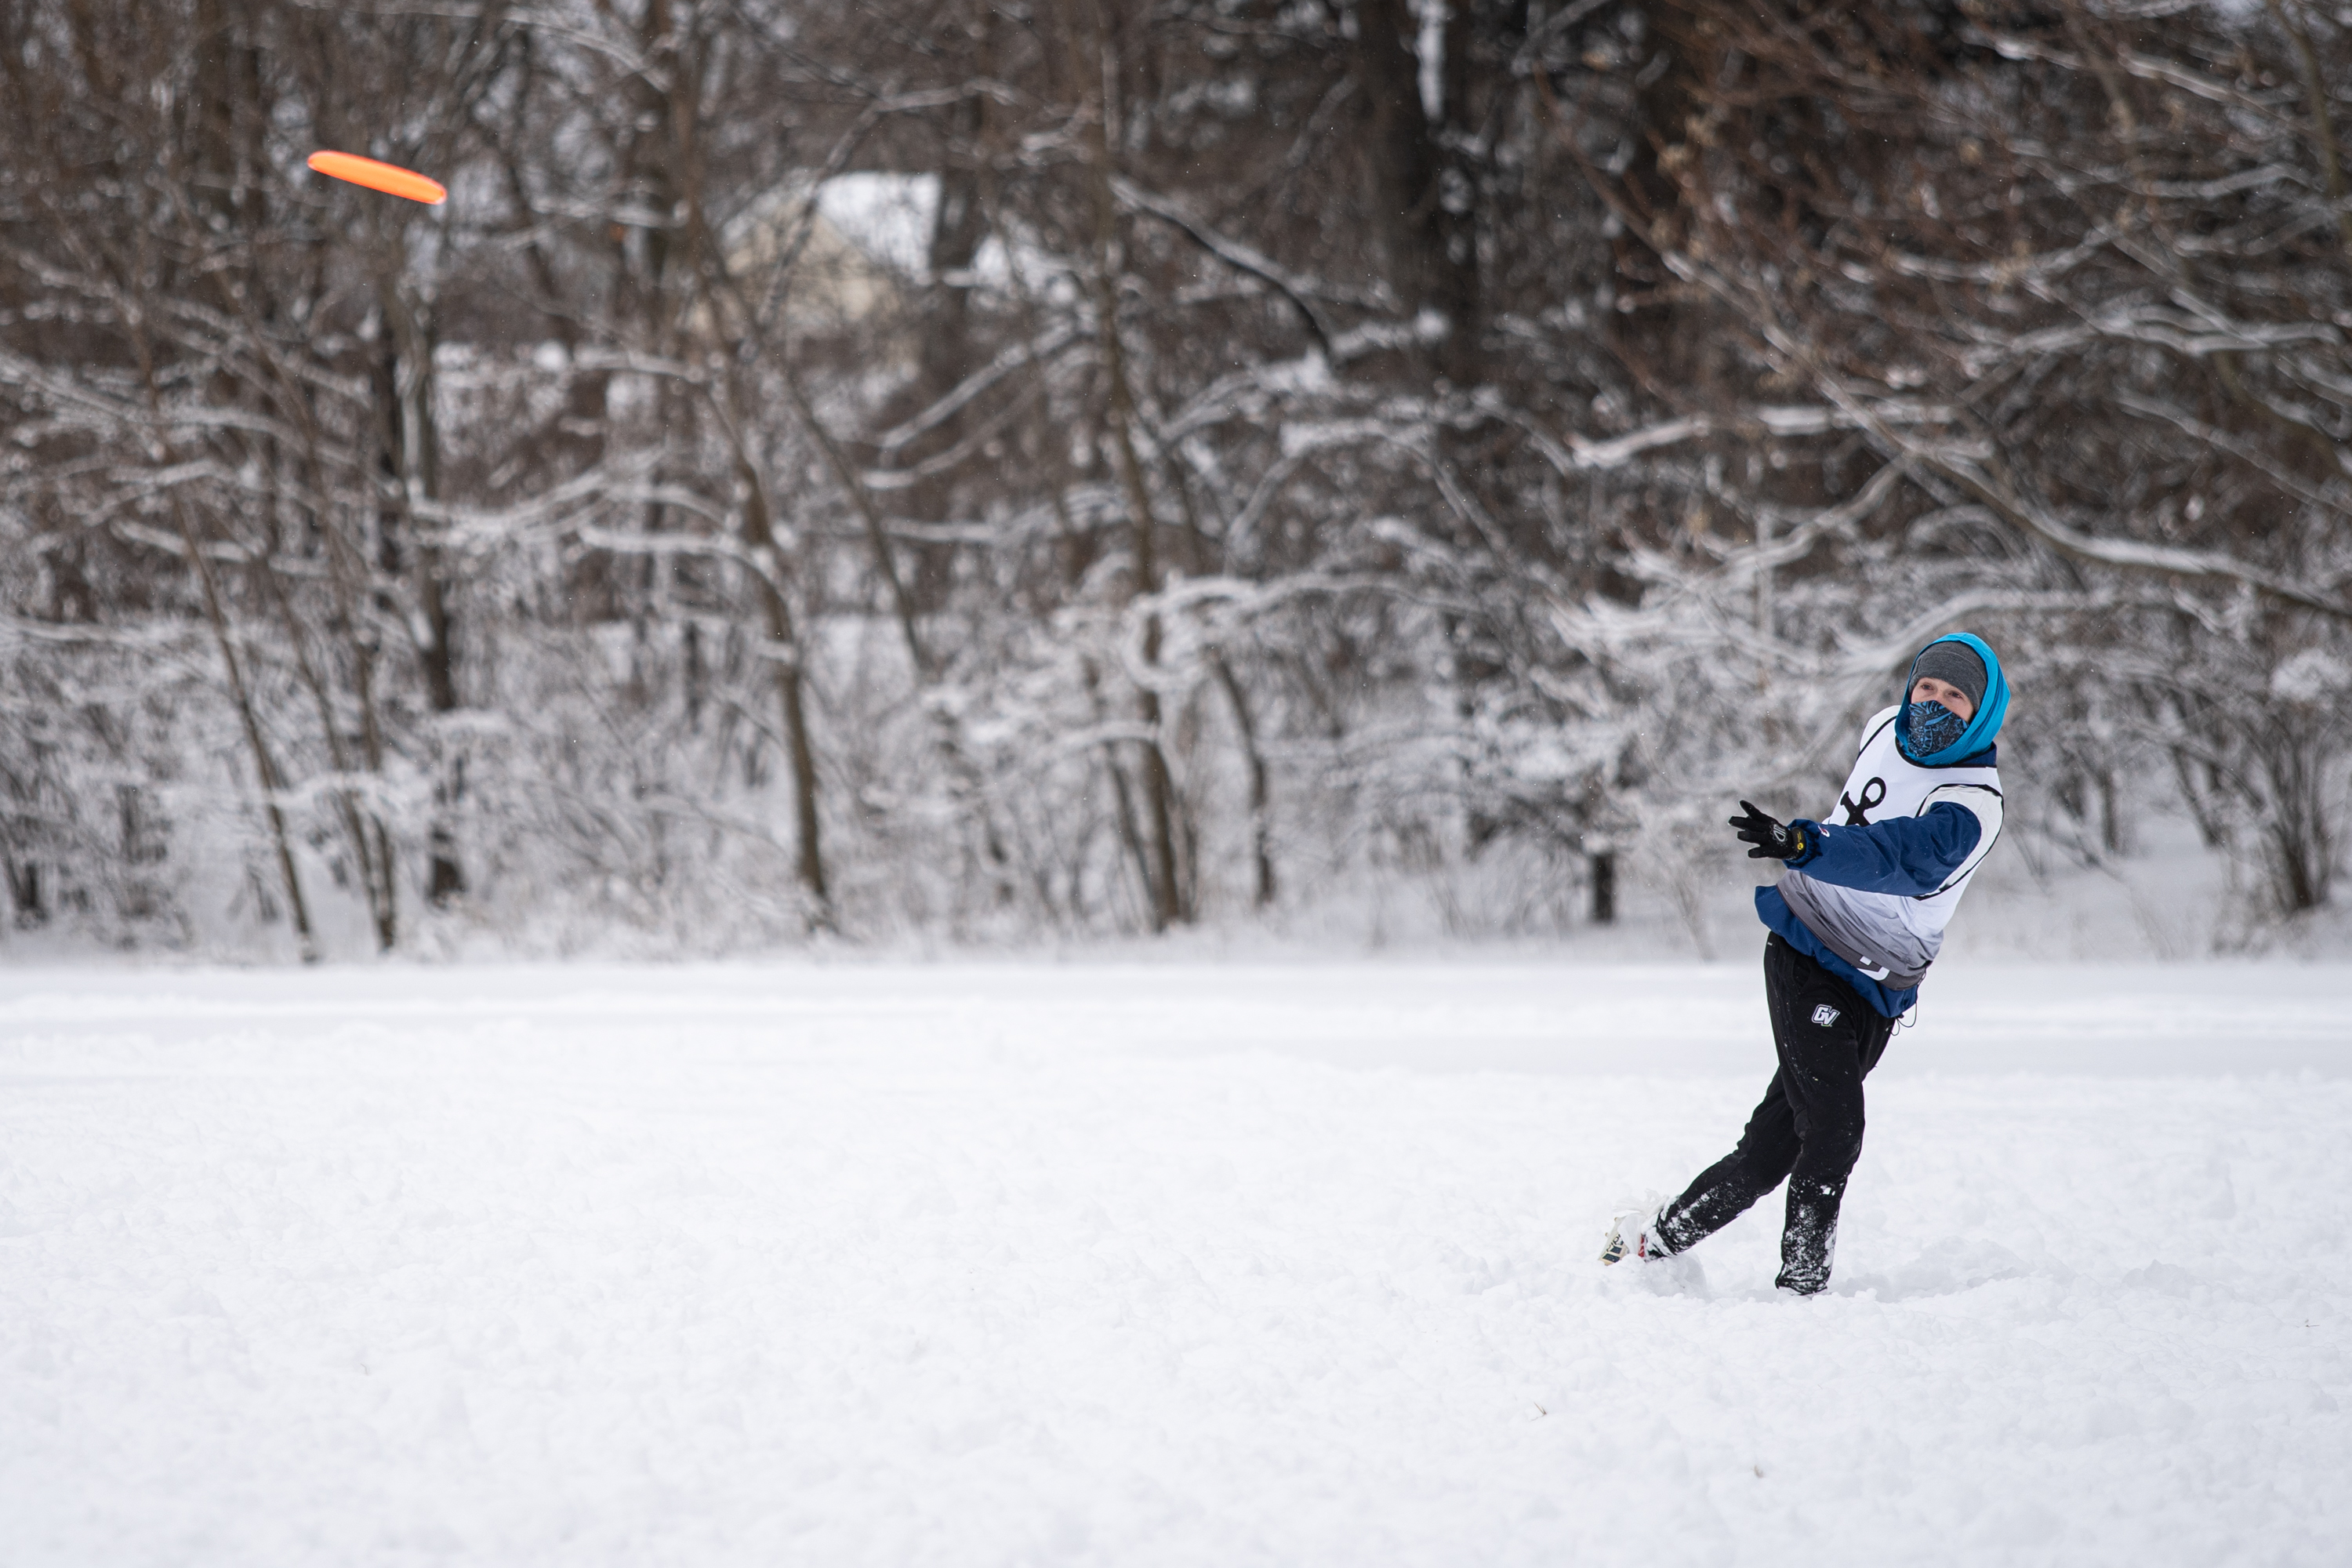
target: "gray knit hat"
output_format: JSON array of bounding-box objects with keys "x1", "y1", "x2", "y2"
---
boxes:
[{"x1": 1911, "y1": 640, "x2": 1987, "y2": 710}]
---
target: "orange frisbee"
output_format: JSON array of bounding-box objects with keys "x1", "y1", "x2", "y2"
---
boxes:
[{"x1": 305, "y1": 150, "x2": 447, "y2": 205}]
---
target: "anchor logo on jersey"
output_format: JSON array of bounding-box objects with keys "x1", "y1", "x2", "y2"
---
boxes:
[{"x1": 1839, "y1": 776, "x2": 1886, "y2": 826}]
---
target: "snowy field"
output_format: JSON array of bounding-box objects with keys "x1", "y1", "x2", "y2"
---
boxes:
[{"x1": 2, "y1": 957, "x2": 2347, "y2": 1567}]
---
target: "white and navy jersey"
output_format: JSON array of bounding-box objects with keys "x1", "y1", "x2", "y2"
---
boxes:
[{"x1": 1769, "y1": 706, "x2": 2003, "y2": 992}]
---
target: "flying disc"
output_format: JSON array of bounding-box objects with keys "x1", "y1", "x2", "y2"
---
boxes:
[{"x1": 305, "y1": 151, "x2": 447, "y2": 205}]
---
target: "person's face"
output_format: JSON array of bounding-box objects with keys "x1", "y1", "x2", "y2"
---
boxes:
[{"x1": 1909, "y1": 676, "x2": 1975, "y2": 721}]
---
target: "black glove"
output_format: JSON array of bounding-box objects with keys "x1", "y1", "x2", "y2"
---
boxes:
[{"x1": 1730, "y1": 800, "x2": 1812, "y2": 862}]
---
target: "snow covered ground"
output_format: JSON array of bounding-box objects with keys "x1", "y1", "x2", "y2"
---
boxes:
[{"x1": 2, "y1": 957, "x2": 2347, "y2": 1566}]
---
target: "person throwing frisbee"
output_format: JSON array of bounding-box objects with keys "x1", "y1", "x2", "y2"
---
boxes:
[{"x1": 1602, "y1": 633, "x2": 2010, "y2": 1294}]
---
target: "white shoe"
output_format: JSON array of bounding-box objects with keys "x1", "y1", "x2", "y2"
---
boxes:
[{"x1": 1599, "y1": 1203, "x2": 1668, "y2": 1266}]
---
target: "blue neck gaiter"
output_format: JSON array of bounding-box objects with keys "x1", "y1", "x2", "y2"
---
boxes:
[{"x1": 1905, "y1": 700, "x2": 1969, "y2": 757}]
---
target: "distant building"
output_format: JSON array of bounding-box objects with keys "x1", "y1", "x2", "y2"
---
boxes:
[{"x1": 713, "y1": 172, "x2": 942, "y2": 338}]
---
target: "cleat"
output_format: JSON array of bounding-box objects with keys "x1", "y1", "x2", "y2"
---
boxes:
[{"x1": 1599, "y1": 1205, "x2": 1667, "y2": 1266}]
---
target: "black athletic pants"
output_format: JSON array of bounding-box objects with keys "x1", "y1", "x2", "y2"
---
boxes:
[{"x1": 1654, "y1": 933, "x2": 1898, "y2": 1294}]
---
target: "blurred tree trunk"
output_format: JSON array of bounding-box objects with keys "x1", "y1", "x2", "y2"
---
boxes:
[
  {"x1": 180, "y1": 0, "x2": 321, "y2": 956},
  {"x1": 169, "y1": 490, "x2": 319, "y2": 963},
  {"x1": 731, "y1": 436, "x2": 831, "y2": 920},
  {"x1": 1353, "y1": 0, "x2": 1482, "y2": 381},
  {"x1": 650, "y1": 0, "x2": 834, "y2": 927},
  {"x1": 374, "y1": 281, "x2": 467, "y2": 906},
  {"x1": 1068, "y1": 0, "x2": 1189, "y2": 930}
]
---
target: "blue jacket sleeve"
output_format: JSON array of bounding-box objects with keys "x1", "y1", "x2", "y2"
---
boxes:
[{"x1": 1785, "y1": 801, "x2": 1981, "y2": 896}]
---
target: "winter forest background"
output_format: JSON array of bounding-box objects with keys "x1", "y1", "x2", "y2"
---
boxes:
[{"x1": 2, "y1": 0, "x2": 2349, "y2": 960}]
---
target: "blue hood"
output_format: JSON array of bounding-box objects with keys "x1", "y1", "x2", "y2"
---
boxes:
[{"x1": 1896, "y1": 632, "x2": 2009, "y2": 766}]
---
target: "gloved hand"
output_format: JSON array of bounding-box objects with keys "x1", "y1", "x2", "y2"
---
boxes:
[{"x1": 1730, "y1": 800, "x2": 1813, "y2": 862}]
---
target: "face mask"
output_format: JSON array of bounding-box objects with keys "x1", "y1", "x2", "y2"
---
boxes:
[{"x1": 1907, "y1": 700, "x2": 1968, "y2": 757}]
